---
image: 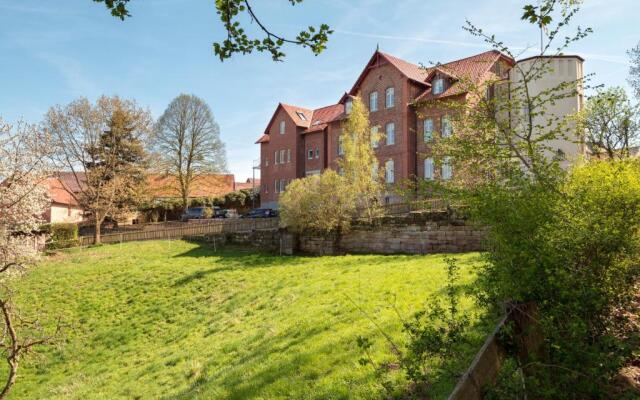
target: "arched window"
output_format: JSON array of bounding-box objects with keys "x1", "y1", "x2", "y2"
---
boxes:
[
  {"x1": 385, "y1": 122, "x2": 395, "y2": 145},
  {"x1": 441, "y1": 156, "x2": 453, "y2": 180},
  {"x1": 369, "y1": 91, "x2": 378, "y2": 112}
]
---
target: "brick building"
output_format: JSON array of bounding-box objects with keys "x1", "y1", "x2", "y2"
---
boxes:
[{"x1": 256, "y1": 49, "x2": 584, "y2": 209}]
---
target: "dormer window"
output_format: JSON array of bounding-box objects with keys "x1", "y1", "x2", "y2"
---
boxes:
[
  {"x1": 296, "y1": 111, "x2": 307, "y2": 121},
  {"x1": 279, "y1": 120, "x2": 285, "y2": 134},
  {"x1": 345, "y1": 99, "x2": 353, "y2": 114},
  {"x1": 432, "y1": 78, "x2": 444, "y2": 95}
]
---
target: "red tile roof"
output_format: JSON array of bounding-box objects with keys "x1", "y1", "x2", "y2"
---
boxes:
[
  {"x1": 147, "y1": 174, "x2": 235, "y2": 198},
  {"x1": 415, "y1": 50, "x2": 514, "y2": 101},
  {"x1": 255, "y1": 134, "x2": 270, "y2": 144},
  {"x1": 235, "y1": 178, "x2": 260, "y2": 191},
  {"x1": 378, "y1": 51, "x2": 432, "y2": 83},
  {"x1": 303, "y1": 103, "x2": 344, "y2": 134}
]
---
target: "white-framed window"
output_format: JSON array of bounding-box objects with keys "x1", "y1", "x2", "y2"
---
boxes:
[
  {"x1": 385, "y1": 122, "x2": 395, "y2": 145},
  {"x1": 369, "y1": 91, "x2": 378, "y2": 112},
  {"x1": 274, "y1": 150, "x2": 279, "y2": 164},
  {"x1": 287, "y1": 149, "x2": 291, "y2": 163},
  {"x1": 371, "y1": 126, "x2": 379, "y2": 148},
  {"x1": 280, "y1": 179, "x2": 286, "y2": 192},
  {"x1": 279, "y1": 120, "x2": 285, "y2": 134},
  {"x1": 385, "y1": 159, "x2": 395, "y2": 183},
  {"x1": 296, "y1": 111, "x2": 307, "y2": 121},
  {"x1": 274, "y1": 179, "x2": 278, "y2": 193},
  {"x1": 345, "y1": 99, "x2": 353, "y2": 114},
  {"x1": 280, "y1": 149, "x2": 285, "y2": 163},
  {"x1": 424, "y1": 157, "x2": 434, "y2": 180},
  {"x1": 442, "y1": 156, "x2": 452, "y2": 180},
  {"x1": 433, "y1": 78, "x2": 444, "y2": 95},
  {"x1": 338, "y1": 135, "x2": 344, "y2": 155},
  {"x1": 308, "y1": 149, "x2": 314, "y2": 159},
  {"x1": 385, "y1": 87, "x2": 395, "y2": 108},
  {"x1": 315, "y1": 148, "x2": 320, "y2": 158},
  {"x1": 441, "y1": 116, "x2": 452, "y2": 138},
  {"x1": 423, "y1": 118, "x2": 434, "y2": 142}
]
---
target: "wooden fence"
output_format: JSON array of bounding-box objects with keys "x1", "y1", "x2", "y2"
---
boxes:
[
  {"x1": 382, "y1": 198, "x2": 452, "y2": 215},
  {"x1": 78, "y1": 218, "x2": 280, "y2": 246}
]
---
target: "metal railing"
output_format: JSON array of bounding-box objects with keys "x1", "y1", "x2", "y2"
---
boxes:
[{"x1": 78, "y1": 218, "x2": 280, "y2": 246}]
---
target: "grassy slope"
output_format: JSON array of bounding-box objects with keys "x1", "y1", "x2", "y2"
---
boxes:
[{"x1": 9, "y1": 241, "x2": 490, "y2": 400}]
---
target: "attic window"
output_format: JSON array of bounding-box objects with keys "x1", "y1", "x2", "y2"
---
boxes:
[
  {"x1": 433, "y1": 78, "x2": 444, "y2": 95},
  {"x1": 296, "y1": 111, "x2": 307, "y2": 121},
  {"x1": 431, "y1": 78, "x2": 444, "y2": 94}
]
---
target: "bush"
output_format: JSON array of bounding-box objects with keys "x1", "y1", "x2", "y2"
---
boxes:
[
  {"x1": 473, "y1": 159, "x2": 640, "y2": 397},
  {"x1": 279, "y1": 171, "x2": 356, "y2": 233},
  {"x1": 47, "y1": 223, "x2": 79, "y2": 249}
]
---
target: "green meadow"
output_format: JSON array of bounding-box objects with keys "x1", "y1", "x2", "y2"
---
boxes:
[{"x1": 9, "y1": 240, "x2": 491, "y2": 399}]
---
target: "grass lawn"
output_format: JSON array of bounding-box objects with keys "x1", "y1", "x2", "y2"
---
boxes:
[{"x1": 8, "y1": 240, "x2": 492, "y2": 400}]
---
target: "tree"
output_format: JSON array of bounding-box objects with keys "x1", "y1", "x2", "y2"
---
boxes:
[
  {"x1": 578, "y1": 87, "x2": 639, "y2": 159},
  {"x1": 280, "y1": 96, "x2": 383, "y2": 233},
  {"x1": 418, "y1": 1, "x2": 640, "y2": 397},
  {"x1": 153, "y1": 94, "x2": 228, "y2": 210},
  {"x1": 93, "y1": 0, "x2": 332, "y2": 61},
  {"x1": 338, "y1": 96, "x2": 384, "y2": 222},
  {"x1": 0, "y1": 119, "x2": 58, "y2": 399},
  {"x1": 628, "y1": 41, "x2": 640, "y2": 100},
  {"x1": 44, "y1": 96, "x2": 152, "y2": 244}
]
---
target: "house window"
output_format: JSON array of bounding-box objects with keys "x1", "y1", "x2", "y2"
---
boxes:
[
  {"x1": 274, "y1": 179, "x2": 278, "y2": 193},
  {"x1": 433, "y1": 78, "x2": 444, "y2": 95},
  {"x1": 371, "y1": 126, "x2": 379, "y2": 148},
  {"x1": 265, "y1": 157, "x2": 269, "y2": 166},
  {"x1": 369, "y1": 91, "x2": 378, "y2": 112},
  {"x1": 423, "y1": 119, "x2": 434, "y2": 142},
  {"x1": 371, "y1": 163, "x2": 379, "y2": 179},
  {"x1": 385, "y1": 87, "x2": 395, "y2": 108},
  {"x1": 315, "y1": 148, "x2": 320, "y2": 158},
  {"x1": 424, "y1": 157, "x2": 434, "y2": 180},
  {"x1": 296, "y1": 111, "x2": 307, "y2": 121},
  {"x1": 442, "y1": 156, "x2": 453, "y2": 180},
  {"x1": 385, "y1": 122, "x2": 395, "y2": 145},
  {"x1": 441, "y1": 116, "x2": 452, "y2": 138},
  {"x1": 308, "y1": 149, "x2": 314, "y2": 160},
  {"x1": 345, "y1": 99, "x2": 353, "y2": 114},
  {"x1": 287, "y1": 149, "x2": 291, "y2": 163},
  {"x1": 385, "y1": 159, "x2": 395, "y2": 183},
  {"x1": 338, "y1": 135, "x2": 344, "y2": 155},
  {"x1": 274, "y1": 150, "x2": 279, "y2": 164},
  {"x1": 280, "y1": 179, "x2": 286, "y2": 192},
  {"x1": 280, "y1": 149, "x2": 285, "y2": 163},
  {"x1": 279, "y1": 120, "x2": 285, "y2": 134}
]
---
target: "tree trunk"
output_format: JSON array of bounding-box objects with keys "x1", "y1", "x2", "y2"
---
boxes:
[
  {"x1": 94, "y1": 215, "x2": 104, "y2": 245},
  {"x1": 0, "y1": 359, "x2": 17, "y2": 400}
]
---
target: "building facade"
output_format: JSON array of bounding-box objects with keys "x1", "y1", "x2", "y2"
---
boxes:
[{"x1": 256, "y1": 50, "x2": 585, "y2": 209}]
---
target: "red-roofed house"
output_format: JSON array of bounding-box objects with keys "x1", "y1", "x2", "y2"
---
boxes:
[
  {"x1": 257, "y1": 49, "x2": 585, "y2": 208},
  {"x1": 43, "y1": 172, "x2": 86, "y2": 223}
]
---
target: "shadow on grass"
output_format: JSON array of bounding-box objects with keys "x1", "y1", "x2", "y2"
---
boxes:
[{"x1": 159, "y1": 324, "x2": 362, "y2": 400}]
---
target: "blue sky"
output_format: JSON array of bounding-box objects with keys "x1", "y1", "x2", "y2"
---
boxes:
[{"x1": 1, "y1": 0, "x2": 638, "y2": 180}]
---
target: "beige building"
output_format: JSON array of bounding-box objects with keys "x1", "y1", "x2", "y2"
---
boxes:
[{"x1": 508, "y1": 55, "x2": 586, "y2": 167}]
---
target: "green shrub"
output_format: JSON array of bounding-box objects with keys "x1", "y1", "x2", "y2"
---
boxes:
[
  {"x1": 48, "y1": 223, "x2": 79, "y2": 249},
  {"x1": 473, "y1": 159, "x2": 640, "y2": 397}
]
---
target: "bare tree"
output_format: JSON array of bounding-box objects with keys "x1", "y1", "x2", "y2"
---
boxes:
[
  {"x1": 0, "y1": 119, "x2": 59, "y2": 399},
  {"x1": 579, "y1": 87, "x2": 639, "y2": 159},
  {"x1": 44, "y1": 96, "x2": 152, "y2": 244},
  {"x1": 153, "y1": 94, "x2": 228, "y2": 209}
]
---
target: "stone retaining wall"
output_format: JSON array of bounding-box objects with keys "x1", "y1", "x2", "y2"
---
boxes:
[{"x1": 299, "y1": 219, "x2": 486, "y2": 256}]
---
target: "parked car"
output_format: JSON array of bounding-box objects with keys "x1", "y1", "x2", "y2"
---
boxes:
[
  {"x1": 180, "y1": 207, "x2": 207, "y2": 221},
  {"x1": 213, "y1": 207, "x2": 229, "y2": 219},
  {"x1": 241, "y1": 208, "x2": 278, "y2": 218}
]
